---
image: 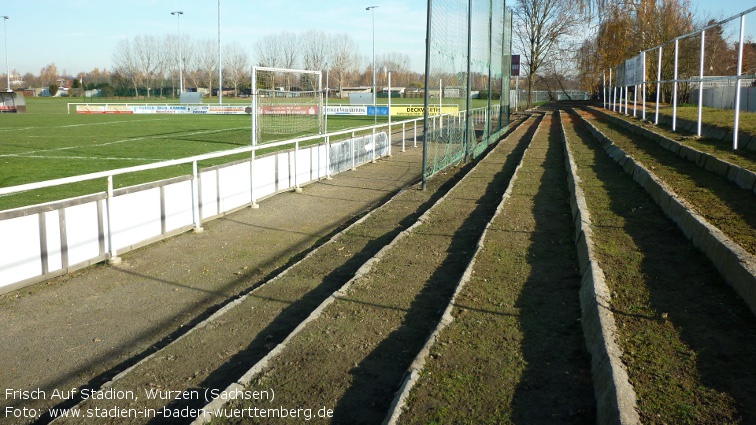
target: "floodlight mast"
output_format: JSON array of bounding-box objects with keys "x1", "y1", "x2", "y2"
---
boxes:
[
  {"x1": 171, "y1": 11, "x2": 184, "y2": 94},
  {"x1": 2, "y1": 16, "x2": 9, "y2": 92},
  {"x1": 366, "y1": 6, "x2": 378, "y2": 124}
]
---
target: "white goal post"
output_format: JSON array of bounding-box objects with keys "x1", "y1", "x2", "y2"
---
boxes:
[{"x1": 251, "y1": 66, "x2": 323, "y2": 146}]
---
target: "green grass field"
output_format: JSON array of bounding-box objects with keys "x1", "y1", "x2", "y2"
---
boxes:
[{"x1": 0, "y1": 97, "x2": 442, "y2": 211}]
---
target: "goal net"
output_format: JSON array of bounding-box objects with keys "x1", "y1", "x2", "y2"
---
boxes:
[{"x1": 252, "y1": 66, "x2": 323, "y2": 143}]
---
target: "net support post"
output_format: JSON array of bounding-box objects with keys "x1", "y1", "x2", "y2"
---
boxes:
[{"x1": 250, "y1": 68, "x2": 260, "y2": 209}]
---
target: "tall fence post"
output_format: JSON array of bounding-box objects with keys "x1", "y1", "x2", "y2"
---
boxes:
[
  {"x1": 609, "y1": 68, "x2": 613, "y2": 111},
  {"x1": 673, "y1": 38, "x2": 679, "y2": 132},
  {"x1": 655, "y1": 46, "x2": 662, "y2": 125},
  {"x1": 697, "y1": 30, "x2": 706, "y2": 137},
  {"x1": 642, "y1": 52, "x2": 647, "y2": 121},
  {"x1": 733, "y1": 15, "x2": 745, "y2": 150}
]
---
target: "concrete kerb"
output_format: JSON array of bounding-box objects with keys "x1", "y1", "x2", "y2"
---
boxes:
[
  {"x1": 576, "y1": 111, "x2": 756, "y2": 318},
  {"x1": 192, "y1": 114, "x2": 536, "y2": 425},
  {"x1": 587, "y1": 106, "x2": 755, "y2": 193},
  {"x1": 744, "y1": 135, "x2": 756, "y2": 152},
  {"x1": 382, "y1": 113, "x2": 540, "y2": 425},
  {"x1": 703, "y1": 156, "x2": 731, "y2": 176},
  {"x1": 562, "y1": 109, "x2": 641, "y2": 425},
  {"x1": 49, "y1": 160, "x2": 426, "y2": 425}
]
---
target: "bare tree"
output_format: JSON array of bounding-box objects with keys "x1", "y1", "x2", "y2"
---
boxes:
[
  {"x1": 39, "y1": 63, "x2": 59, "y2": 87},
  {"x1": 224, "y1": 42, "x2": 250, "y2": 96},
  {"x1": 514, "y1": 0, "x2": 583, "y2": 107},
  {"x1": 196, "y1": 38, "x2": 218, "y2": 95},
  {"x1": 133, "y1": 35, "x2": 165, "y2": 98},
  {"x1": 279, "y1": 31, "x2": 299, "y2": 70},
  {"x1": 301, "y1": 30, "x2": 329, "y2": 70},
  {"x1": 328, "y1": 33, "x2": 360, "y2": 95},
  {"x1": 255, "y1": 34, "x2": 281, "y2": 67},
  {"x1": 112, "y1": 40, "x2": 141, "y2": 96}
]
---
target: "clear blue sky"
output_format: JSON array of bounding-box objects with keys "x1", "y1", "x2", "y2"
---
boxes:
[
  {"x1": 0, "y1": 0, "x2": 428, "y2": 76},
  {"x1": 0, "y1": 0, "x2": 754, "y2": 78}
]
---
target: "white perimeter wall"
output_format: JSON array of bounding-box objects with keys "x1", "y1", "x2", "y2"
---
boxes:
[{"x1": 0, "y1": 133, "x2": 388, "y2": 293}]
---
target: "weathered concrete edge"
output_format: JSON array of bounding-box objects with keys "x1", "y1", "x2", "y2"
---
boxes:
[
  {"x1": 49, "y1": 168, "x2": 424, "y2": 425},
  {"x1": 578, "y1": 111, "x2": 756, "y2": 318},
  {"x1": 561, "y1": 110, "x2": 642, "y2": 425},
  {"x1": 382, "y1": 113, "x2": 541, "y2": 425},
  {"x1": 191, "y1": 116, "x2": 532, "y2": 425},
  {"x1": 587, "y1": 106, "x2": 756, "y2": 194}
]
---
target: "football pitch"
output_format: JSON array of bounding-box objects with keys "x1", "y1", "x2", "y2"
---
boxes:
[{"x1": 0, "y1": 97, "x2": 415, "y2": 211}]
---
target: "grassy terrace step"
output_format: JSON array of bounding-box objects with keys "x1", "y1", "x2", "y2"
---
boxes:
[
  {"x1": 578, "y1": 108, "x2": 756, "y2": 256},
  {"x1": 396, "y1": 109, "x2": 595, "y2": 424},
  {"x1": 50, "y1": 154, "x2": 458, "y2": 424},
  {"x1": 594, "y1": 106, "x2": 756, "y2": 169},
  {"x1": 586, "y1": 107, "x2": 756, "y2": 195},
  {"x1": 562, "y1": 109, "x2": 756, "y2": 424},
  {"x1": 218, "y1": 115, "x2": 537, "y2": 423}
]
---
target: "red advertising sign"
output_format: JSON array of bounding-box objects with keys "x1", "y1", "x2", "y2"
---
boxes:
[{"x1": 261, "y1": 105, "x2": 319, "y2": 115}]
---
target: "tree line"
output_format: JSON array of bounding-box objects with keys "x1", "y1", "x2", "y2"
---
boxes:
[
  {"x1": 513, "y1": 0, "x2": 756, "y2": 107},
  {"x1": 8, "y1": 30, "x2": 420, "y2": 99}
]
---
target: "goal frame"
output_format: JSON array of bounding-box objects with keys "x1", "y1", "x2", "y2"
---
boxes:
[{"x1": 251, "y1": 66, "x2": 323, "y2": 147}]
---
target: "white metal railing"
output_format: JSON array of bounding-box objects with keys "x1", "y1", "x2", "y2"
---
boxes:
[{"x1": 604, "y1": 5, "x2": 756, "y2": 149}]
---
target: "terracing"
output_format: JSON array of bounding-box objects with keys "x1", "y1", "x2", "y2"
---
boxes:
[{"x1": 2, "y1": 102, "x2": 756, "y2": 424}]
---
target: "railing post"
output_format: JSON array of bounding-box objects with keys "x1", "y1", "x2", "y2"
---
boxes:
[
  {"x1": 371, "y1": 126, "x2": 377, "y2": 163},
  {"x1": 106, "y1": 175, "x2": 121, "y2": 265},
  {"x1": 192, "y1": 160, "x2": 203, "y2": 232},
  {"x1": 351, "y1": 130, "x2": 357, "y2": 171},
  {"x1": 402, "y1": 121, "x2": 406, "y2": 152},
  {"x1": 326, "y1": 135, "x2": 333, "y2": 180},
  {"x1": 413, "y1": 119, "x2": 418, "y2": 148},
  {"x1": 294, "y1": 141, "x2": 302, "y2": 193}
]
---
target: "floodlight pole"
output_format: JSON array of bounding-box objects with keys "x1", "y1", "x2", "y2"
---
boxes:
[
  {"x1": 366, "y1": 6, "x2": 378, "y2": 125},
  {"x1": 171, "y1": 11, "x2": 184, "y2": 94},
  {"x1": 218, "y1": 0, "x2": 223, "y2": 105},
  {"x1": 2, "y1": 16, "x2": 9, "y2": 92}
]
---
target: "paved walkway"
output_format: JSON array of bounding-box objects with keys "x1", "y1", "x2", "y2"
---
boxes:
[{"x1": 0, "y1": 141, "x2": 423, "y2": 420}]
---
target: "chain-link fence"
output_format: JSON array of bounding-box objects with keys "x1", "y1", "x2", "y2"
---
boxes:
[{"x1": 422, "y1": 0, "x2": 513, "y2": 183}]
